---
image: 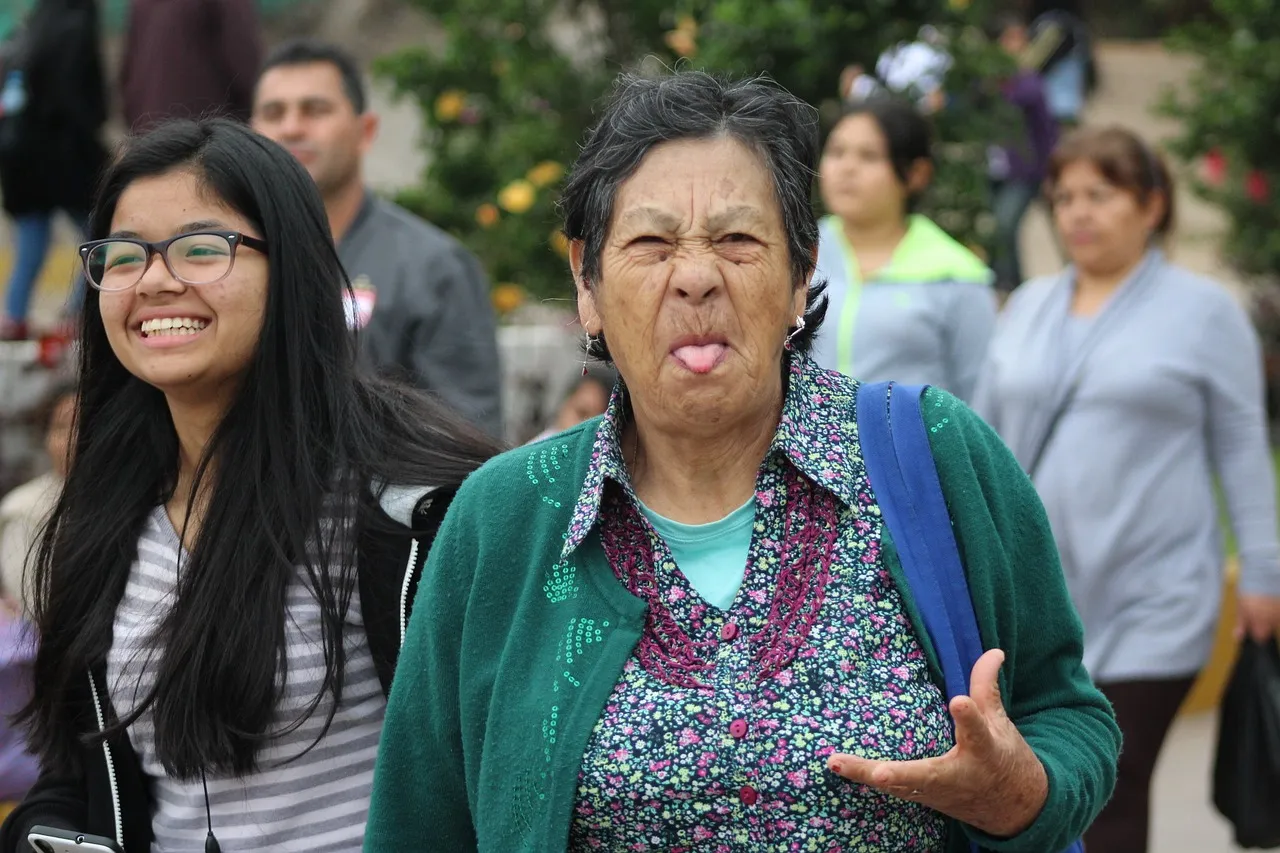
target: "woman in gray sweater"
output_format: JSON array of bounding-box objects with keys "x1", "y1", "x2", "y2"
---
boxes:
[
  {"x1": 974, "y1": 126, "x2": 1280, "y2": 853},
  {"x1": 810, "y1": 98, "x2": 996, "y2": 401}
]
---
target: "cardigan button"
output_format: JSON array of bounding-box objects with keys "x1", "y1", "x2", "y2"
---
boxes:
[
  {"x1": 729, "y1": 718, "x2": 748, "y2": 739},
  {"x1": 739, "y1": 785, "x2": 759, "y2": 806},
  {"x1": 720, "y1": 622, "x2": 739, "y2": 641}
]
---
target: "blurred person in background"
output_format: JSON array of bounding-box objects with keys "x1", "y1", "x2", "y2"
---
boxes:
[
  {"x1": 838, "y1": 26, "x2": 951, "y2": 115},
  {"x1": 810, "y1": 97, "x2": 996, "y2": 401},
  {"x1": 0, "y1": 599, "x2": 37, "y2": 827},
  {"x1": 120, "y1": 0, "x2": 263, "y2": 132},
  {"x1": 252, "y1": 39, "x2": 503, "y2": 438},
  {"x1": 974, "y1": 126, "x2": 1280, "y2": 853},
  {"x1": 1024, "y1": 0, "x2": 1093, "y2": 127},
  {"x1": 987, "y1": 12, "x2": 1059, "y2": 294},
  {"x1": 0, "y1": 381, "x2": 74, "y2": 616},
  {"x1": 528, "y1": 365, "x2": 614, "y2": 443},
  {"x1": 0, "y1": 0, "x2": 106, "y2": 340}
]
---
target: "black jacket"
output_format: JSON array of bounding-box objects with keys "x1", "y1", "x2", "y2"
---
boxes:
[
  {"x1": 0, "y1": 0, "x2": 108, "y2": 216},
  {"x1": 0, "y1": 486, "x2": 453, "y2": 853}
]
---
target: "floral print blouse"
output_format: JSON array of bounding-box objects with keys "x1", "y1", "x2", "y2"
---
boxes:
[{"x1": 563, "y1": 354, "x2": 955, "y2": 851}]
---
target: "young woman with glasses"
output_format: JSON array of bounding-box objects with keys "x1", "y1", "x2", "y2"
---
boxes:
[{"x1": 0, "y1": 117, "x2": 500, "y2": 853}]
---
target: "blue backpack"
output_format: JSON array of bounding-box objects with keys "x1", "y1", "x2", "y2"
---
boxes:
[{"x1": 856, "y1": 381, "x2": 1085, "y2": 853}]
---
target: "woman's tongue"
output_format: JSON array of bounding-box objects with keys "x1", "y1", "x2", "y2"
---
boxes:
[{"x1": 671, "y1": 342, "x2": 727, "y2": 374}]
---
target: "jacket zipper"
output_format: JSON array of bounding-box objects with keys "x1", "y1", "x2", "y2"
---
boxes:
[
  {"x1": 87, "y1": 671, "x2": 124, "y2": 849},
  {"x1": 399, "y1": 539, "x2": 421, "y2": 649}
]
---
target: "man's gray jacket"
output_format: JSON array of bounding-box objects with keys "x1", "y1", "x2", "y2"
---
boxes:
[{"x1": 339, "y1": 191, "x2": 503, "y2": 437}]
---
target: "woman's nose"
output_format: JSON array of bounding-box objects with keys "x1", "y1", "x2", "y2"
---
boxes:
[
  {"x1": 668, "y1": 252, "x2": 723, "y2": 302},
  {"x1": 134, "y1": 251, "x2": 186, "y2": 297}
]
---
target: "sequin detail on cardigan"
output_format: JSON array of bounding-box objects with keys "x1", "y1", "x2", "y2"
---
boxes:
[{"x1": 599, "y1": 465, "x2": 841, "y2": 689}]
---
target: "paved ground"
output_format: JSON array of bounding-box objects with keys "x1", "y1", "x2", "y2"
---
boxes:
[{"x1": 0, "y1": 38, "x2": 1255, "y2": 850}]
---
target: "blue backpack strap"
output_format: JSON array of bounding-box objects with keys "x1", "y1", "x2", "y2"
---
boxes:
[
  {"x1": 856, "y1": 380, "x2": 983, "y2": 700},
  {"x1": 857, "y1": 381, "x2": 1085, "y2": 853}
]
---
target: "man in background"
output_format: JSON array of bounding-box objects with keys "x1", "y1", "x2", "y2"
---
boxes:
[
  {"x1": 120, "y1": 0, "x2": 263, "y2": 131},
  {"x1": 251, "y1": 39, "x2": 503, "y2": 437}
]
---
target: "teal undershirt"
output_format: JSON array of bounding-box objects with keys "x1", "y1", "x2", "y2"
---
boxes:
[{"x1": 636, "y1": 497, "x2": 757, "y2": 610}]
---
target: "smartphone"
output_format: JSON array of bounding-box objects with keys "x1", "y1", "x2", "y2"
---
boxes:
[{"x1": 26, "y1": 826, "x2": 124, "y2": 853}]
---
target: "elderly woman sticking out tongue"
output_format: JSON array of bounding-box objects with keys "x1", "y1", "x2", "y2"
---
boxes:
[{"x1": 364, "y1": 70, "x2": 1120, "y2": 853}]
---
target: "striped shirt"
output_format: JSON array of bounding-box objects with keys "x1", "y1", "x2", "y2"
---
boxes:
[{"x1": 106, "y1": 505, "x2": 385, "y2": 852}]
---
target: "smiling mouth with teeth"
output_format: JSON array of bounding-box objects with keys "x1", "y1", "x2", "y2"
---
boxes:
[{"x1": 139, "y1": 317, "x2": 210, "y2": 338}]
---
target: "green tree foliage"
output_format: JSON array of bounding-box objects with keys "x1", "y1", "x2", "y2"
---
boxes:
[
  {"x1": 1160, "y1": 0, "x2": 1280, "y2": 280},
  {"x1": 376, "y1": 0, "x2": 1017, "y2": 307}
]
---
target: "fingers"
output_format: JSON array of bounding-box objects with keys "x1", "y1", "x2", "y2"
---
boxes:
[
  {"x1": 1236, "y1": 596, "x2": 1280, "y2": 643},
  {"x1": 967, "y1": 648, "x2": 1007, "y2": 715},
  {"x1": 827, "y1": 752, "x2": 943, "y2": 797},
  {"x1": 949, "y1": 695, "x2": 998, "y2": 755},
  {"x1": 1233, "y1": 594, "x2": 1274, "y2": 640}
]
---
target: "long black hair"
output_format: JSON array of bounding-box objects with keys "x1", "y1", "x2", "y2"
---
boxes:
[{"x1": 21, "y1": 118, "x2": 501, "y2": 778}]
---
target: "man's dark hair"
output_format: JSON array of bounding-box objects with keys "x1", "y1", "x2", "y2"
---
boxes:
[
  {"x1": 259, "y1": 38, "x2": 367, "y2": 114},
  {"x1": 559, "y1": 70, "x2": 827, "y2": 359}
]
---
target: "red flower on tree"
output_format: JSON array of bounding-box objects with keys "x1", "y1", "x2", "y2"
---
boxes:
[
  {"x1": 1202, "y1": 148, "x2": 1227, "y2": 186},
  {"x1": 1246, "y1": 169, "x2": 1270, "y2": 204}
]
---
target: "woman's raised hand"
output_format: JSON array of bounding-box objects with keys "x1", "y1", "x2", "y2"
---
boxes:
[{"x1": 826, "y1": 649, "x2": 1049, "y2": 839}]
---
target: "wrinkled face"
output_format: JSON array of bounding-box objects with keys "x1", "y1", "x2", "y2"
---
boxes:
[
  {"x1": 251, "y1": 62, "x2": 376, "y2": 197},
  {"x1": 1051, "y1": 160, "x2": 1163, "y2": 277},
  {"x1": 96, "y1": 170, "x2": 269, "y2": 404},
  {"x1": 819, "y1": 113, "x2": 911, "y2": 227},
  {"x1": 574, "y1": 137, "x2": 806, "y2": 436}
]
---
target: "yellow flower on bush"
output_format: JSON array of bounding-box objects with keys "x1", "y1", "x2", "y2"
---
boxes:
[
  {"x1": 948, "y1": 0, "x2": 971, "y2": 9},
  {"x1": 550, "y1": 231, "x2": 570, "y2": 258},
  {"x1": 491, "y1": 283, "x2": 526, "y2": 315},
  {"x1": 434, "y1": 90, "x2": 467, "y2": 123},
  {"x1": 498, "y1": 179, "x2": 537, "y2": 214},
  {"x1": 665, "y1": 14, "x2": 699, "y2": 57},
  {"x1": 526, "y1": 160, "x2": 565, "y2": 188},
  {"x1": 475, "y1": 203, "x2": 500, "y2": 228},
  {"x1": 665, "y1": 29, "x2": 697, "y2": 58}
]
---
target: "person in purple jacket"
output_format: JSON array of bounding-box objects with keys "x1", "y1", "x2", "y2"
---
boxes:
[
  {"x1": 987, "y1": 13, "x2": 1060, "y2": 294},
  {"x1": 0, "y1": 604, "x2": 37, "y2": 817}
]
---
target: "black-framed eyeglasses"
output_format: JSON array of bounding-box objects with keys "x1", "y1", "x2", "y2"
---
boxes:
[{"x1": 78, "y1": 230, "x2": 269, "y2": 292}]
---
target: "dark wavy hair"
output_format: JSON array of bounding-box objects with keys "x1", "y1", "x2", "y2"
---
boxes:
[
  {"x1": 833, "y1": 97, "x2": 934, "y2": 210},
  {"x1": 21, "y1": 118, "x2": 500, "y2": 778},
  {"x1": 558, "y1": 70, "x2": 828, "y2": 361}
]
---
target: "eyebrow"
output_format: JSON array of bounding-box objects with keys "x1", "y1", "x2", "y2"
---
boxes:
[
  {"x1": 108, "y1": 220, "x2": 229, "y2": 240},
  {"x1": 616, "y1": 206, "x2": 683, "y2": 232},
  {"x1": 614, "y1": 204, "x2": 769, "y2": 233},
  {"x1": 258, "y1": 94, "x2": 337, "y2": 111},
  {"x1": 706, "y1": 205, "x2": 768, "y2": 232}
]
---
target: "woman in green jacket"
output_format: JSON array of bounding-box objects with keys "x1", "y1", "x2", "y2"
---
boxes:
[{"x1": 365, "y1": 70, "x2": 1119, "y2": 853}]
